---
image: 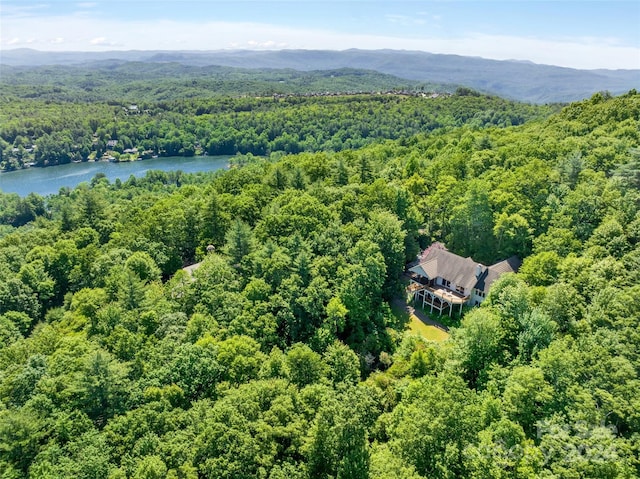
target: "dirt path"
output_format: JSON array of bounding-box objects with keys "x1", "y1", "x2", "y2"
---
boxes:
[{"x1": 392, "y1": 298, "x2": 450, "y2": 333}]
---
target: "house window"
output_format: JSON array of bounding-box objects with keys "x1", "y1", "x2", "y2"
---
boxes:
[
  {"x1": 456, "y1": 285, "x2": 465, "y2": 295},
  {"x1": 442, "y1": 279, "x2": 451, "y2": 288}
]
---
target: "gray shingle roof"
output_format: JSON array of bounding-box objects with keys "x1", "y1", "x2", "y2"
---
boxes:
[
  {"x1": 488, "y1": 256, "x2": 522, "y2": 275},
  {"x1": 409, "y1": 245, "x2": 521, "y2": 293}
]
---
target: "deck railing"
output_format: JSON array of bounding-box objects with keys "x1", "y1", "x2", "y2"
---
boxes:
[{"x1": 408, "y1": 279, "x2": 468, "y2": 315}]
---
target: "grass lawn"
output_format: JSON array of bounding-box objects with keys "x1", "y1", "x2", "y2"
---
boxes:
[
  {"x1": 391, "y1": 299, "x2": 450, "y2": 342},
  {"x1": 407, "y1": 314, "x2": 450, "y2": 342}
]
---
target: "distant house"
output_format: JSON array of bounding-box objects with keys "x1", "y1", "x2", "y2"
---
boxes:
[
  {"x1": 106, "y1": 139, "x2": 118, "y2": 148},
  {"x1": 407, "y1": 242, "x2": 521, "y2": 315}
]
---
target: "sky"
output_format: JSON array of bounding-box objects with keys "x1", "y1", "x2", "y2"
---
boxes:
[{"x1": 1, "y1": 0, "x2": 639, "y2": 70}]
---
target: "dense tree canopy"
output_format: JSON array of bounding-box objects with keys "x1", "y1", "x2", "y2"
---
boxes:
[
  {"x1": 0, "y1": 89, "x2": 639, "y2": 478},
  {"x1": 0, "y1": 92, "x2": 552, "y2": 170}
]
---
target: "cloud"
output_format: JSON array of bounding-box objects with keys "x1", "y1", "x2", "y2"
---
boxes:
[
  {"x1": 386, "y1": 14, "x2": 426, "y2": 27},
  {"x1": 245, "y1": 39, "x2": 285, "y2": 49},
  {"x1": 7, "y1": 37, "x2": 20, "y2": 45},
  {"x1": 76, "y1": 2, "x2": 97, "y2": 7},
  {"x1": 90, "y1": 37, "x2": 108, "y2": 45},
  {"x1": 89, "y1": 36, "x2": 121, "y2": 47},
  {"x1": 49, "y1": 37, "x2": 64, "y2": 44},
  {"x1": 439, "y1": 32, "x2": 640, "y2": 70}
]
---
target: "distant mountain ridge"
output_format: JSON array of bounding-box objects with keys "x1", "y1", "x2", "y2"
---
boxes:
[{"x1": 2, "y1": 48, "x2": 638, "y2": 103}]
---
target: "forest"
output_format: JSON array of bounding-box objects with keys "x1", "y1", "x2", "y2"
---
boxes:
[
  {"x1": 0, "y1": 90, "x2": 551, "y2": 171},
  {"x1": 0, "y1": 63, "x2": 432, "y2": 103},
  {"x1": 0, "y1": 89, "x2": 639, "y2": 479}
]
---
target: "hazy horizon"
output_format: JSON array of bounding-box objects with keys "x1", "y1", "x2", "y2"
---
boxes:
[{"x1": 1, "y1": 1, "x2": 639, "y2": 70}]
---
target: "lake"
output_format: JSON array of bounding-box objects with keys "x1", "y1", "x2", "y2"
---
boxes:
[{"x1": 0, "y1": 156, "x2": 230, "y2": 197}]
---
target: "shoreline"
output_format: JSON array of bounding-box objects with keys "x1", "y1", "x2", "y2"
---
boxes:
[
  {"x1": 1, "y1": 153, "x2": 189, "y2": 173},
  {"x1": 0, "y1": 155, "x2": 231, "y2": 197}
]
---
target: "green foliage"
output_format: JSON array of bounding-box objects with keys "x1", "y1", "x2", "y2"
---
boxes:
[
  {"x1": 386, "y1": 373, "x2": 483, "y2": 478},
  {"x1": 286, "y1": 344, "x2": 327, "y2": 388},
  {"x1": 324, "y1": 341, "x2": 361, "y2": 386},
  {"x1": 1, "y1": 90, "x2": 639, "y2": 478},
  {"x1": 75, "y1": 350, "x2": 129, "y2": 426},
  {"x1": 1, "y1": 93, "x2": 551, "y2": 170},
  {"x1": 223, "y1": 219, "x2": 253, "y2": 267},
  {"x1": 519, "y1": 251, "x2": 561, "y2": 286},
  {"x1": 453, "y1": 308, "x2": 504, "y2": 388},
  {"x1": 0, "y1": 63, "x2": 430, "y2": 103}
]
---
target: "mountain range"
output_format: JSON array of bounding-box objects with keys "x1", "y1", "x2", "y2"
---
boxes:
[{"x1": 2, "y1": 48, "x2": 638, "y2": 103}]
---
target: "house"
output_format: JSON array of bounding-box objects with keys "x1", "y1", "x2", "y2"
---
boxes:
[
  {"x1": 407, "y1": 242, "x2": 521, "y2": 316},
  {"x1": 106, "y1": 139, "x2": 118, "y2": 148}
]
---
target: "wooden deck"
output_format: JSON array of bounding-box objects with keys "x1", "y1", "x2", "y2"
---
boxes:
[{"x1": 409, "y1": 283, "x2": 468, "y2": 316}]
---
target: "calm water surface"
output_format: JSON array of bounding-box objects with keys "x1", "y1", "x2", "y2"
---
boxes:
[{"x1": 0, "y1": 156, "x2": 230, "y2": 197}]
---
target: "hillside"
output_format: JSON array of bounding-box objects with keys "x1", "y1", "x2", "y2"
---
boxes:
[
  {"x1": 0, "y1": 92, "x2": 553, "y2": 171},
  {"x1": 0, "y1": 90, "x2": 639, "y2": 478},
  {"x1": 0, "y1": 63, "x2": 437, "y2": 103},
  {"x1": 3, "y1": 48, "x2": 639, "y2": 103}
]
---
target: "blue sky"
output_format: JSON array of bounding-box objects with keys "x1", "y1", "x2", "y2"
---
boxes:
[{"x1": 1, "y1": 1, "x2": 639, "y2": 69}]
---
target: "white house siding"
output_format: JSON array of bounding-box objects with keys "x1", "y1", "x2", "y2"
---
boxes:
[{"x1": 471, "y1": 289, "x2": 486, "y2": 305}]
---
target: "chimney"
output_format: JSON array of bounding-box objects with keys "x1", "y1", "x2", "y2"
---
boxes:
[{"x1": 476, "y1": 264, "x2": 483, "y2": 278}]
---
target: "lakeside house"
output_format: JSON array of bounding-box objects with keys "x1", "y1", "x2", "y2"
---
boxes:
[{"x1": 407, "y1": 242, "x2": 521, "y2": 316}]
